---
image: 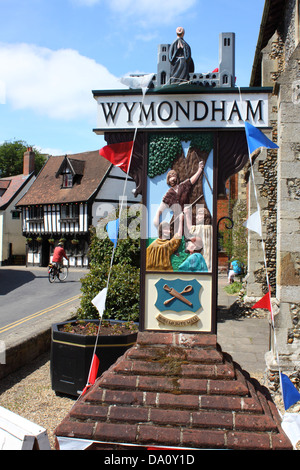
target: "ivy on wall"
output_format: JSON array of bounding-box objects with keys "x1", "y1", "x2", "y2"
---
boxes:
[{"x1": 148, "y1": 132, "x2": 213, "y2": 178}]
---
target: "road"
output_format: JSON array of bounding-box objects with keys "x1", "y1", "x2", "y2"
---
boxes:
[{"x1": 0, "y1": 266, "x2": 85, "y2": 344}]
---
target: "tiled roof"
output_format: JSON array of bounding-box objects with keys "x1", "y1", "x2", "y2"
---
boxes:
[
  {"x1": 16, "y1": 151, "x2": 111, "y2": 206},
  {"x1": 54, "y1": 331, "x2": 292, "y2": 450},
  {"x1": 0, "y1": 174, "x2": 33, "y2": 210}
]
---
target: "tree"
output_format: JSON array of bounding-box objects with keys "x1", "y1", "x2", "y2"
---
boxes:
[
  {"x1": 77, "y1": 224, "x2": 140, "y2": 322},
  {"x1": 0, "y1": 140, "x2": 46, "y2": 177}
]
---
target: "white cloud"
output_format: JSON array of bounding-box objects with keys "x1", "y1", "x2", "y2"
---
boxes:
[
  {"x1": 0, "y1": 43, "x2": 126, "y2": 120},
  {"x1": 71, "y1": 0, "x2": 197, "y2": 25},
  {"x1": 109, "y1": 0, "x2": 197, "y2": 25}
]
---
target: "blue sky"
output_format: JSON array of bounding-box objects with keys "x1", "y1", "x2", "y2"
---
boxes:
[{"x1": 0, "y1": 0, "x2": 265, "y2": 156}]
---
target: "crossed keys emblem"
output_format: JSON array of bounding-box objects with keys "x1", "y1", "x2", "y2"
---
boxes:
[{"x1": 163, "y1": 284, "x2": 193, "y2": 306}]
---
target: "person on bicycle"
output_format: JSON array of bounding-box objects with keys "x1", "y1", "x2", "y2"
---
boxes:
[{"x1": 52, "y1": 242, "x2": 69, "y2": 271}]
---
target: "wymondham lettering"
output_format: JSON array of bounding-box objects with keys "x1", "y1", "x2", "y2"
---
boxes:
[{"x1": 99, "y1": 99, "x2": 265, "y2": 127}]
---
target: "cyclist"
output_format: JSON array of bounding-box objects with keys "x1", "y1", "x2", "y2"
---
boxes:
[{"x1": 52, "y1": 242, "x2": 69, "y2": 271}]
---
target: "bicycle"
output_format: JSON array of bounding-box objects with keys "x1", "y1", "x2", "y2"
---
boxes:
[{"x1": 48, "y1": 263, "x2": 69, "y2": 283}]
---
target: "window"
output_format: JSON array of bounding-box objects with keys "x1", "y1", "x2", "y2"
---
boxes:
[
  {"x1": 60, "y1": 204, "x2": 79, "y2": 220},
  {"x1": 28, "y1": 206, "x2": 43, "y2": 220},
  {"x1": 11, "y1": 210, "x2": 20, "y2": 219},
  {"x1": 62, "y1": 170, "x2": 73, "y2": 188}
]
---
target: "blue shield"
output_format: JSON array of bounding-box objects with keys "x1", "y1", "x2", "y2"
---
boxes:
[{"x1": 154, "y1": 278, "x2": 202, "y2": 313}]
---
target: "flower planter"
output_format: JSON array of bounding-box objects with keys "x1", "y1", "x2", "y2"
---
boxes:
[{"x1": 50, "y1": 319, "x2": 138, "y2": 397}]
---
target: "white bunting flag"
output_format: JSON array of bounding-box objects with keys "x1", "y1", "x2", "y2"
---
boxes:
[
  {"x1": 91, "y1": 287, "x2": 108, "y2": 318},
  {"x1": 243, "y1": 209, "x2": 262, "y2": 237}
]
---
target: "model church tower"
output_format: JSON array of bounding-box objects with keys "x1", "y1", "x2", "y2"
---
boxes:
[{"x1": 154, "y1": 32, "x2": 235, "y2": 88}]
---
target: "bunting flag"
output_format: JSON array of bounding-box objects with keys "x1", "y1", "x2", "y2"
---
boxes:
[
  {"x1": 244, "y1": 121, "x2": 279, "y2": 154},
  {"x1": 81, "y1": 353, "x2": 100, "y2": 396},
  {"x1": 88, "y1": 353, "x2": 100, "y2": 385},
  {"x1": 91, "y1": 287, "x2": 108, "y2": 318},
  {"x1": 281, "y1": 413, "x2": 300, "y2": 449},
  {"x1": 99, "y1": 141, "x2": 134, "y2": 174},
  {"x1": 120, "y1": 73, "x2": 154, "y2": 96},
  {"x1": 106, "y1": 218, "x2": 120, "y2": 248},
  {"x1": 243, "y1": 209, "x2": 262, "y2": 237},
  {"x1": 280, "y1": 373, "x2": 300, "y2": 410},
  {"x1": 251, "y1": 287, "x2": 272, "y2": 312}
]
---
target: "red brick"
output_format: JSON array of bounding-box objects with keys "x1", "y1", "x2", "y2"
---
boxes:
[
  {"x1": 235, "y1": 413, "x2": 278, "y2": 432},
  {"x1": 113, "y1": 359, "x2": 133, "y2": 373},
  {"x1": 186, "y1": 348, "x2": 223, "y2": 363},
  {"x1": 137, "y1": 331, "x2": 174, "y2": 345},
  {"x1": 209, "y1": 379, "x2": 249, "y2": 395},
  {"x1": 271, "y1": 433, "x2": 293, "y2": 450},
  {"x1": 201, "y1": 395, "x2": 242, "y2": 411},
  {"x1": 131, "y1": 360, "x2": 173, "y2": 376},
  {"x1": 175, "y1": 333, "x2": 217, "y2": 348},
  {"x1": 214, "y1": 364, "x2": 235, "y2": 379},
  {"x1": 94, "y1": 422, "x2": 137, "y2": 442},
  {"x1": 242, "y1": 397, "x2": 263, "y2": 413},
  {"x1": 181, "y1": 363, "x2": 216, "y2": 378},
  {"x1": 102, "y1": 390, "x2": 144, "y2": 406},
  {"x1": 55, "y1": 420, "x2": 94, "y2": 439},
  {"x1": 182, "y1": 429, "x2": 225, "y2": 448},
  {"x1": 109, "y1": 406, "x2": 149, "y2": 423},
  {"x1": 84, "y1": 387, "x2": 104, "y2": 403},
  {"x1": 70, "y1": 404, "x2": 108, "y2": 420},
  {"x1": 138, "y1": 425, "x2": 180, "y2": 446},
  {"x1": 192, "y1": 411, "x2": 233, "y2": 429},
  {"x1": 100, "y1": 373, "x2": 137, "y2": 390},
  {"x1": 138, "y1": 375, "x2": 176, "y2": 392},
  {"x1": 177, "y1": 378, "x2": 208, "y2": 394},
  {"x1": 150, "y1": 409, "x2": 190, "y2": 426},
  {"x1": 158, "y1": 392, "x2": 199, "y2": 409},
  {"x1": 227, "y1": 431, "x2": 271, "y2": 450},
  {"x1": 144, "y1": 391, "x2": 158, "y2": 407}
]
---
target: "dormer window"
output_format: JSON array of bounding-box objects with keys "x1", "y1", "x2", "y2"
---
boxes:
[
  {"x1": 56, "y1": 156, "x2": 85, "y2": 188},
  {"x1": 62, "y1": 169, "x2": 73, "y2": 188}
]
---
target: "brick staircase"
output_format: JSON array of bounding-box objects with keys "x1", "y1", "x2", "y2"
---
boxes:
[{"x1": 55, "y1": 331, "x2": 292, "y2": 450}]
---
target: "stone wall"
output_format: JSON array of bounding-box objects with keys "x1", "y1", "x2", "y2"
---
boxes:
[{"x1": 247, "y1": 0, "x2": 300, "y2": 372}]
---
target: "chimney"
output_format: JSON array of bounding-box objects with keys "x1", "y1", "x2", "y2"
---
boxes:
[{"x1": 23, "y1": 147, "x2": 35, "y2": 175}]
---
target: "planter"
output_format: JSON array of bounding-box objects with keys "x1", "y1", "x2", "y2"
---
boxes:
[{"x1": 50, "y1": 319, "x2": 138, "y2": 397}]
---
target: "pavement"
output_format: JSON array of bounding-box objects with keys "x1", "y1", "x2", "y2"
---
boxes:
[
  {"x1": 216, "y1": 274, "x2": 270, "y2": 377},
  {"x1": 0, "y1": 267, "x2": 270, "y2": 380}
]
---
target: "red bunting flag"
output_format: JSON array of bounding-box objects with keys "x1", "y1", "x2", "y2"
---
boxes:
[
  {"x1": 99, "y1": 141, "x2": 134, "y2": 174},
  {"x1": 81, "y1": 353, "x2": 100, "y2": 396},
  {"x1": 251, "y1": 288, "x2": 272, "y2": 312},
  {"x1": 88, "y1": 353, "x2": 100, "y2": 384}
]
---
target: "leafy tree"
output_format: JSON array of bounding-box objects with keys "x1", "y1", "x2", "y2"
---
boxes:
[
  {"x1": 0, "y1": 140, "x2": 46, "y2": 177},
  {"x1": 77, "y1": 225, "x2": 140, "y2": 322}
]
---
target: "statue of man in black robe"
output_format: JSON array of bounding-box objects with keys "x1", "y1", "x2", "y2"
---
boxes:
[{"x1": 169, "y1": 27, "x2": 194, "y2": 84}]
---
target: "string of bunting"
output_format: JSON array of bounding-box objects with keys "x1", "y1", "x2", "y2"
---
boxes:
[
  {"x1": 80, "y1": 84, "x2": 299, "y2": 447},
  {"x1": 80, "y1": 74, "x2": 154, "y2": 397},
  {"x1": 241, "y1": 108, "x2": 300, "y2": 446}
]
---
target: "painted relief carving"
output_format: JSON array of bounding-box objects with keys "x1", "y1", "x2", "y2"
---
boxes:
[{"x1": 147, "y1": 132, "x2": 213, "y2": 273}]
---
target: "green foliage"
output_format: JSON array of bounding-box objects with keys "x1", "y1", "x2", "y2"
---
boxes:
[
  {"x1": 0, "y1": 140, "x2": 46, "y2": 177},
  {"x1": 220, "y1": 200, "x2": 248, "y2": 270},
  {"x1": 224, "y1": 281, "x2": 243, "y2": 295},
  {"x1": 77, "y1": 226, "x2": 140, "y2": 321},
  {"x1": 148, "y1": 132, "x2": 213, "y2": 178}
]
